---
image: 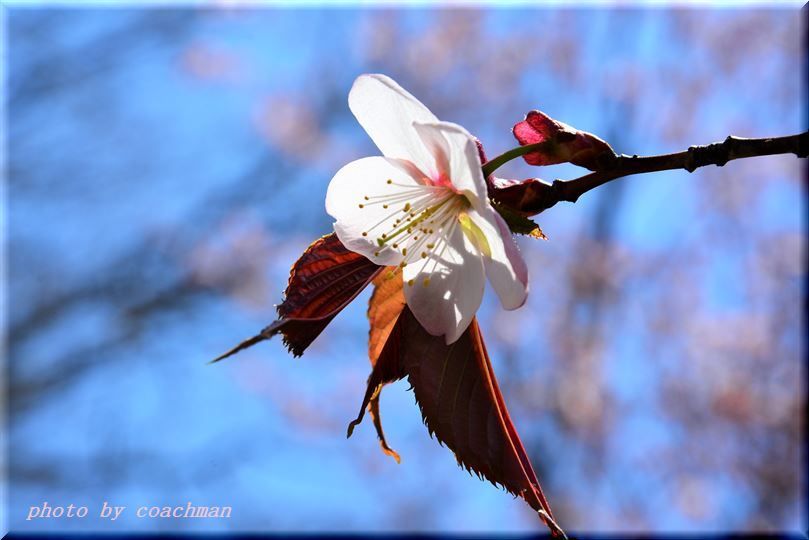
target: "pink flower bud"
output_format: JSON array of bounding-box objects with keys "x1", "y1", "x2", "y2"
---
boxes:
[{"x1": 513, "y1": 110, "x2": 615, "y2": 170}]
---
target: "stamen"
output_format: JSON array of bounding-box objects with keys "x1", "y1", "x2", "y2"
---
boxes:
[
  {"x1": 391, "y1": 197, "x2": 458, "y2": 257},
  {"x1": 359, "y1": 189, "x2": 441, "y2": 241},
  {"x1": 371, "y1": 192, "x2": 463, "y2": 274},
  {"x1": 364, "y1": 188, "x2": 426, "y2": 202}
]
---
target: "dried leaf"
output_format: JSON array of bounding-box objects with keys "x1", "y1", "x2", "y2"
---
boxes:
[
  {"x1": 347, "y1": 269, "x2": 408, "y2": 463},
  {"x1": 212, "y1": 233, "x2": 381, "y2": 362},
  {"x1": 349, "y1": 306, "x2": 562, "y2": 536},
  {"x1": 367, "y1": 270, "x2": 407, "y2": 364},
  {"x1": 514, "y1": 110, "x2": 615, "y2": 171},
  {"x1": 345, "y1": 309, "x2": 406, "y2": 462}
]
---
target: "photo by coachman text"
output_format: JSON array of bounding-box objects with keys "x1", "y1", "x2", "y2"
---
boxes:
[{"x1": 26, "y1": 501, "x2": 232, "y2": 520}]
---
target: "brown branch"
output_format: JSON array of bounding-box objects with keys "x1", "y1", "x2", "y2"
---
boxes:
[{"x1": 524, "y1": 132, "x2": 808, "y2": 215}]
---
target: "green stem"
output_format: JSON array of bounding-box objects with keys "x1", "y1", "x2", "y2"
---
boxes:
[{"x1": 481, "y1": 142, "x2": 549, "y2": 178}]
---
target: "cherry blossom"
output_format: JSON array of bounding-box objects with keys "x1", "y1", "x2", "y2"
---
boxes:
[{"x1": 326, "y1": 74, "x2": 528, "y2": 344}]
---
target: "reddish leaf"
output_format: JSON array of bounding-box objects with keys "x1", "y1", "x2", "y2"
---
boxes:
[
  {"x1": 514, "y1": 110, "x2": 615, "y2": 170},
  {"x1": 347, "y1": 269, "x2": 408, "y2": 463},
  {"x1": 212, "y1": 233, "x2": 382, "y2": 361},
  {"x1": 349, "y1": 305, "x2": 562, "y2": 536},
  {"x1": 366, "y1": 271, "x2": 407, "y2": 365}
]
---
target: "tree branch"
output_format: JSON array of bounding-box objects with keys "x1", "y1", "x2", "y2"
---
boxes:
[{"x1": 512, "y1": 132, "x2": 808, "y2": 215}]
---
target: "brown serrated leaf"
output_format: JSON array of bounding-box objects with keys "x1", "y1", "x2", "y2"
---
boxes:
[
  {"x1": 396, "y1": 308, "x2": 558, "y2": 534},
  {"x1": 212, "y1": 233, "x2": 382, "y2": 362},
  {"x1": 349, "y1": 306, "x2": 563, "y2": 536}
]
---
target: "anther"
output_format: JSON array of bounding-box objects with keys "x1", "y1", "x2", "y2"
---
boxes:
[
  {"x1": 387, "y1": 179, "x2": 393, "y2": 184},
  {"x1": 421, "y1": 252, "x2": 427, "y2": 258},
  {"x1": 362, "y1": 232, "x2": 368, "y2": 237},
  {"x1": 423, "y1": 278, "x2": 430, "y2": 287},
  {"x1": 402, "y1": 248, "x2": 407, "y2": 256},
  {"x1": 407, "y1": 279, "x2": 415, "y2": 286},
  {"x1": 358, "y1": 204, "x2": 364, "y2": 208}
]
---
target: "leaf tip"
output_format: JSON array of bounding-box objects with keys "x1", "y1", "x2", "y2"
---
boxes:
[
  {"x1": 346, "y1": 419, "x2": 360, "y2": 439},
  {"x1": 381, "y1": 444, "x2": 401, "y2": 464},
  {"x1": 529, "y1": 227, "x2": 548, "y2": 241},
  {"x1": 208, "y1": 332, "x2": 269, "y2": 364}
]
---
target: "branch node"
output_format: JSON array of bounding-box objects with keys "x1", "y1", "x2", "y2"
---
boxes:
[
  {"x1": 551, "y1": 179, "x2": 575, "y2": 203},
  {"x1": 797, "y1": 132, "x2": 808, "y2": 158},
  {"x1": 684, "y1": 146, "x2": 698, "y2": 173}
]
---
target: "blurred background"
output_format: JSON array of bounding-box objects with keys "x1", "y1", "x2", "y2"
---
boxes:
[{"x1": 5, "y1": 5, "x2": 805, "y2": 535}]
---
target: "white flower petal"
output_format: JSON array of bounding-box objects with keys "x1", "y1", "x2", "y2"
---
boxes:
[
  {"x1": 326, "y1": 156, "x2": 433, "y2": 267},
  {"x1": 467, "y1": 205, "x2": 529, "y2": 310},
  {"x1": 402, "y1": 220, "x2": 485, "y2": 344},
  {"x1": 412, "y1": 122, "x2": 450, "y2": 183},
  {"x1": 348, "y1": 74, "x2": 438, "y2": 178},
  {"x1": 412, "y1": 121, "x2": 488, "y2": 204}
]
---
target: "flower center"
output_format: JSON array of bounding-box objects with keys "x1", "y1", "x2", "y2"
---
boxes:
[{"x1": 357, "y1": 178, "x2": 469, "y2": 281}]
